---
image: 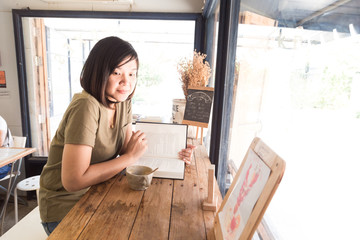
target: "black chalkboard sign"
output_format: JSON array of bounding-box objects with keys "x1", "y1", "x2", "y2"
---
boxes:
[{"x1": 182, "y1": 86, "x2": 214, "y2": 128}]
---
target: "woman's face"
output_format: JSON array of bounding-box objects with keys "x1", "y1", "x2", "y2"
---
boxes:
[{"x1": 105, "y1": 57, "x2": 138, "y2": 103}]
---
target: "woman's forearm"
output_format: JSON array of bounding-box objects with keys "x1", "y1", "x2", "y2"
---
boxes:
[{"x1": 61, "y1": 144, "x2": 136, "y2": 192}]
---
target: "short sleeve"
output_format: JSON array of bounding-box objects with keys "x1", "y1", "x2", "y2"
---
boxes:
[{"x1": 64, "y1": 99, "x2": 99, "y2": 147}]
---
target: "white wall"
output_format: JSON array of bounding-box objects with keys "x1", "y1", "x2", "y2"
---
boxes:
[
  {"x1": 0, "y1": 11, "x2": 22, "y2": 136},
  {"x1": 0, "y1": 0, "x2": 204, "y2": 136}
]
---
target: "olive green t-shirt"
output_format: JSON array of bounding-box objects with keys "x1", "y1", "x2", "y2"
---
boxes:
[{"x1": 39, "y1": 90, "x2": 132, "y2": 222}]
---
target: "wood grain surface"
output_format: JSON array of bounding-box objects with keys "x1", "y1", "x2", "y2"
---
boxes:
[{"x1": 48, "y1": 140, "x2": 222, "y2": 240}]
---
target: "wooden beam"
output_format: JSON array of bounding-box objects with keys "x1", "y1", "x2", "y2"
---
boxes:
[{"x1": 296, "y1": 0, "x2": 352, "y2": 27}]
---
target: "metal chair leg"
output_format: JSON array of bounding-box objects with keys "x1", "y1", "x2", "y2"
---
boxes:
[
  {"x1": 14, "y1": 186, "x2": 18, "y2": 224},
  {"x1": 0, "y1": 164, "x2": 15, "y2": 235},
  {"x1": 0, "y1": 185, "x2": 27, "y2": 206}
]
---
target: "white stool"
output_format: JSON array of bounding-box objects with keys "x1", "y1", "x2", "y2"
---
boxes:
[{"x1": 14, "y1": 175, "x2": 40, "y2": 223}]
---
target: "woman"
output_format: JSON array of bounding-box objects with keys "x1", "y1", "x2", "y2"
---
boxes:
[
  {"x1": 39, "y1": 36, "x2": 195, "y2": 235},
  {"x1": 0, "y1": 115, "x2": 13, "y2": 147},
  {"x1": 0, "y1": 115, "x2": 14, "y2": 178}
]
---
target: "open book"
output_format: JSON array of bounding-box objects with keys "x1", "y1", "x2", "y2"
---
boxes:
[{"x1": 132, "y1": 122, "x2": 188, "y2": 179}]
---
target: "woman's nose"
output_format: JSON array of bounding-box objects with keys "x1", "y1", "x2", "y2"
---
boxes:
[{"x1": 120, "y1": 75, "x2": 130, "y2": 85}]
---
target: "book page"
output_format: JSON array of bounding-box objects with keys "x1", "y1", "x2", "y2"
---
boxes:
[
  {"x1": 133, "y1": 157, "x2": 184, "y2": 179},
  {"x1": 134, "y1": 122, "x2": 187, "y2": 179},
  {"x1": 135, "y1": 122, "x2": 187, "y2": 159}
]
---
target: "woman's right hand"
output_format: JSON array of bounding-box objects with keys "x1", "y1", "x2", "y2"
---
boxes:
[
  {"x1": 62, "y1": 130, "x2": 147, "y2": 192},
  {"x1": 124, "y1": 130, "x2": 148, "y2": 163}
]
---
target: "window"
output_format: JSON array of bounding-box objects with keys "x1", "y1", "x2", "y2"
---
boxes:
[
  {"x1": 15, "y1": 11, "x2": 201, "y2": 157},
  {"x1": 224, "y1": 1, "x2": 360, "y2": 239}
]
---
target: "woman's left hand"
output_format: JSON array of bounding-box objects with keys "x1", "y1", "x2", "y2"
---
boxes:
[{"x1": 179, "y1": 144, "x2": 196, "y2": 165}]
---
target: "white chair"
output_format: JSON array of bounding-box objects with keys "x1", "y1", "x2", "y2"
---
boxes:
[
  {"x1": 14, "y1": 175, "x2": 40, "y2": 223},
  {"x1": 0, "y1": 136, "x2": 26, "y2": 185},
  {"x1": 0, "y1": 136, "x2": 27, "y2": 234}
]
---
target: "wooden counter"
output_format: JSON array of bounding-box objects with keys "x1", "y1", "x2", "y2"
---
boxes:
[{"x1": 48, "y1": 139, "x2": 222, "y2": 240}]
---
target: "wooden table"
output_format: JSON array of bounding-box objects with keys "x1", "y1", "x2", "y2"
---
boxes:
[
  {"x1": 0, "y1": 147, "x2": 36, "y2": 168},
  {"x1": 48, "y1": 139, "x2": 222, "y2": 240},
  {"x1": 0, "y1": 147, "x2": 36, "y2": 234}
]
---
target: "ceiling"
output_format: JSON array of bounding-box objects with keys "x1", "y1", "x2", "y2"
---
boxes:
[
  {"x1": 240, "y1": 0, "x2": 360, "y2": 33},
  {"x1": 0, "y1": 0, "x2": 204, "y2": 14},
  {"x1": 2, "y1": 0, "x2": 359, "y2": 33}
]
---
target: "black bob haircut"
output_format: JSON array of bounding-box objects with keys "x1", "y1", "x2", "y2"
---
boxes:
[{"x1": 80, "y1": 36, "x2": 139, "y2": 108}]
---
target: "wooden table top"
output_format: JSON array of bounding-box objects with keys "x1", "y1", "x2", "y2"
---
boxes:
[
  {"x1": 48, "y1": 139, "x2": 222, "y2": 240},
  {"x1": 0, "y1": 147, "x2": 36, "y2": 168}
]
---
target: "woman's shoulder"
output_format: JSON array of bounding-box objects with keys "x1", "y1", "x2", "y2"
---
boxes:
[
  {"x1": 73, "y1": 90, "x2": 98, "y2": 102},
  {"x1": 71, "y1": 91, "x2": 101, "y2": 109},
  {"x1": 61, "y1": 91, "x2": 102, "y2": 121}
]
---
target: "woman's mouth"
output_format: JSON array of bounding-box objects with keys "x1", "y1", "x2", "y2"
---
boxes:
[{"x1": 117, "y1": 89, "x2": 128, "y2": 94}]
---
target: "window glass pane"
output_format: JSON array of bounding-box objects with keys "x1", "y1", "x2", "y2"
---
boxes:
[
  {"x1": 228, "y1": 2, "x2": 360, "y2": 239},
  {"x1": 23, "y1": 17, "x2": 195, "y2": 157},
  {"x1": 128, "y1": 20, "x2": 195, "y2": 119}
]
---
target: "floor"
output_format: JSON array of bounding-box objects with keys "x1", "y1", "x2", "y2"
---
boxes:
[{"x1": 0, "y1": 194, "x2": 37, "y2": 235}]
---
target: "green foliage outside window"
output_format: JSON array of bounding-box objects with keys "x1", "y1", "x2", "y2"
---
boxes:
[
  {"x1": 136, "y1": 63, "x2": 163, "y2": 87},
  {"x1": 290, "y1": 62, "x2": 354, "y2": 110},
  {"x1": 133, "y1": 63, "x2": 163, "y2": 102}
]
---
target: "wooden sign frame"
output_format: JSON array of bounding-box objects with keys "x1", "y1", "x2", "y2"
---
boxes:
[
  {"x1": 214, "y1": 137, "x2": 286, "y2": 240},
  {"x1": 182, "y1": 86, "x2": 214, "y2": 128}
]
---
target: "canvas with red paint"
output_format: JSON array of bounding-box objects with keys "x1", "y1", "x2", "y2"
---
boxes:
[{"x1": 218, "y1": 149, "x2": 271, "y2": 240}]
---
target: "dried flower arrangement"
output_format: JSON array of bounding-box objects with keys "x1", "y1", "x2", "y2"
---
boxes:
[{"x1": 177, "y1": 51, "x2": 212, "y2": 96}]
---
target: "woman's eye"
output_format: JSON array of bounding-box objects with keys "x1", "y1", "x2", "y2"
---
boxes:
[{"x1": 113, "y1": 71, "x2": 121, "y2": 76}]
